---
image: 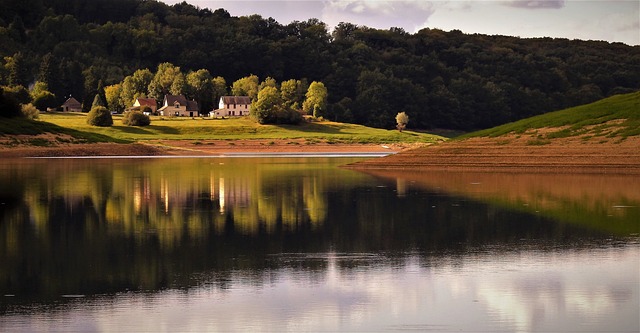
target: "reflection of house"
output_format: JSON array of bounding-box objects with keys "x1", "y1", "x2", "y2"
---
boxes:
[
  {"x1": 129, "y1": 98, "x2": 157, "y2": 114},
  {"x1": 158, "y1": 95, "x2": 199, "y2": 117},
  {"x1": 61, "y1": 97, "x2": 82, "y2": 112},
  {"x1": 210, "y1": 96, "x2": 251, "y2": 117}
]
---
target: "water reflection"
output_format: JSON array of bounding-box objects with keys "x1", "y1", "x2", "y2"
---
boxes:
[{"x1": 0, "y1": 158, "x2": 638, "y2": 332}]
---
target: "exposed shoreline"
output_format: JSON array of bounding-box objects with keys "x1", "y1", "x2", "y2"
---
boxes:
[
  {"x1": 344, "y1": 135, "x2": 640, "y2": 175},
  {"x1": 0, "y1": 138, "x2": 414, "y2": 158},
  {"x1": 2, "y1": 136, "x2": 639, "y2": 175}
]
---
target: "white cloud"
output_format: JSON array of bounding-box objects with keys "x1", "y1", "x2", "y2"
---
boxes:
[
  {"x1": 321, "y1": 0, "x2": 436, "y2": 31},
  {"x1": 501, "y1": 0, "x2": 566, "y2": 9}
]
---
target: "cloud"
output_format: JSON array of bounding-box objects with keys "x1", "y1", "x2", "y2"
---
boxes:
[
  {"x1": 321, "y1": 0, "x2": 436, "y2": 32},
  {"x1": 501, "y1": 0, "x2": 566, "y2": 9}
]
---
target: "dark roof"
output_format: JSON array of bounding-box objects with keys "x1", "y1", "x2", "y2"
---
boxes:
[
  {"x1": 221, "y1": 96, "x2": 251, "y2": 105},
  {"x1": 62, "y1": 97, "x2": 82, "y2": 108},
  {"x1": 164, "y1": 94, "x2": 188, "y2": 107},
  {"x1": 186, "y1": 100, "x2": 199, "y2": 111}
]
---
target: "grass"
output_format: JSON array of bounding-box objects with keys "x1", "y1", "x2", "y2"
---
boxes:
[
  {"x1": 28, "y1": 113, "x2": 443, "y2": 144},
  {"x1": 0, "y1": 115, "x2": 128, "y2": 143},
  {"x1": 459, "y1": 91, "x2": 640, "y2": 140}
]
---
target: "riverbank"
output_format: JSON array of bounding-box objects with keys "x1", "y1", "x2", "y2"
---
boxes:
[
  {"x1": 345, "y1": 134, "x2": 640, "y2": 174},
  {"x1": 0, "y1": 138, "x2": 418, "y2": 158}
]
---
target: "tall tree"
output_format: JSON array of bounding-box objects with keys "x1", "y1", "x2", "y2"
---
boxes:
[
  {"x1": 148, "y1": 62, "x2": 182, "y2": 100},
  {"x1": 120, "y1": 68, "x2": 153, "y2": 107},
  {"x1": 186, "y1": 69, "x2": 214, "y2": 112},
  {"x1": 6, "y1": 52, "x2": 28, "y2": 87},
  {"x1": 231, "y1": 74, "x2": 259, "y2": 100},
  {"x1": 211, "y1": 76, "x2": 227, "y2": 107},
  {"x1": 303, "y1": 81, "x2": 327, "y2": 118}
]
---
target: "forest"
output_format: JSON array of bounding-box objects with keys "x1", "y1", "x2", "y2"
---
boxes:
[{"x1": 1, "y1": 0, "x2": 639, "y2": 130}]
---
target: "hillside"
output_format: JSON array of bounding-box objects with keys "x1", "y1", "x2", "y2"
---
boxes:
[
  {"x1": 1, "y1": 0, "x2": 639, "y2": 131},
  {"x1": 347, "y1": 92, "x2": 640, "y2": 174}
]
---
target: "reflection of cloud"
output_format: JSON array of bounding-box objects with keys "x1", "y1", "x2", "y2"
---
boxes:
[
  {"x1": 501, "y1": 0, "x2": 566, "y2": 9},
  {"x1": 3, "y1": 247, "x2": 637, "y2": 332}
]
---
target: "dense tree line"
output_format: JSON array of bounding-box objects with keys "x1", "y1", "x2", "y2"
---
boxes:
[{"x1": 1, "y1": 0, "x2": 639, "y2": 129}]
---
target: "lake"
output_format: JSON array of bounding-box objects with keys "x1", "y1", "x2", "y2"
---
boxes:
[{"x1": 0, "y1": 157, "x2": 638, "y2": 332}]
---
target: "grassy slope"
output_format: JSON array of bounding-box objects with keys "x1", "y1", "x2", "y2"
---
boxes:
[
  {"x1": 460, "y1": 91, "x2": 640, "y2": 140},
  {"x1": 1, "y1": 113, "x2": 443, "y2": 144}
]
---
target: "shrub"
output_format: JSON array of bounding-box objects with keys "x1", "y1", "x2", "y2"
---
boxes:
[
  {"x1": 21, "y1": 103, "x2": 39, "y2": 120},
  {"x1": 86, "y1": 106, "x2": 113, "y2": 127},
  {"x1": 122, "y1": 111, "x2": 151, "y2": 126}
]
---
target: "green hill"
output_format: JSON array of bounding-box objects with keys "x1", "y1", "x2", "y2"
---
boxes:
[{"x1": 460, "y1": 91, "x2": 640, "y2": 141}]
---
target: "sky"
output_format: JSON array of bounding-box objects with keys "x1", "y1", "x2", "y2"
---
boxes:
[{"x1": 161, "y1": 0, "x2": 640, "y2": 46}]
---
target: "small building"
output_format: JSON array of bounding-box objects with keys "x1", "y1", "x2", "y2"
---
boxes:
[
  {"x1": 129, "y1": 98, "x2": 157, "y2": 114},
  {"x1": 210, "y1": 96, "x2": 251, "y2": 118},
  {"x1": 158, "y1": 95, "x2": 199, "y2": 117},
  {"x1": 61, "y1": 97, "x2": 82, "y2": 112}
]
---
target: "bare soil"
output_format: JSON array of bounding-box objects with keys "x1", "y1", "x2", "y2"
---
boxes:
[{"x1": 346, "y1": 134, "x2": 640, "y2": 174}]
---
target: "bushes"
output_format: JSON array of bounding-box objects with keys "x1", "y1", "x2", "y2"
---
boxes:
[
  {"x1": 122, "y1": 111, "x2": 151, "y2": 126},
  {"x1": 86, "y1": 106, "x2": 113, "y2": 127},
  {"x1": 21, "y1": 103, "x2": 39, "y2": 120}
]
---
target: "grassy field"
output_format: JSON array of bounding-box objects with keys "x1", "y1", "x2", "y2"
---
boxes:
[
  {"x1": 460, "y1": 92, "x2": 640, "y2": 140},
  {"x1": 9, "y1": 113, "x2": 443, "y2": 144}
]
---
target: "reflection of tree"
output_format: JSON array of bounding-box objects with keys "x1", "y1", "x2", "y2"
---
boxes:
[{"x1": 0, "y1": 158, "x2": 626, "y2": 304}]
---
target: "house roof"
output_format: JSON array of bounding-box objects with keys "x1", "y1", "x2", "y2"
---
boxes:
[
  {"x1": 164, "y1": 94, "x2": 188, "y2": 107},
  {"x1": 136, "y1": 98, "x2": 156, "y2": 107},
  {"x1": 62, "y1": 97, "x2": 82, "y2": 108},
  {"x1": 221, "y1": 96, "x2": 251, "y2": 105},
  {"x1": 186, "y1": 100, "x2": 199, "y2": 111}
]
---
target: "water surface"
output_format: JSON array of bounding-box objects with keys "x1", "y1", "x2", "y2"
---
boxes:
[{"x1": 0, "y1": 157, "x2": 637, "y2": 332}]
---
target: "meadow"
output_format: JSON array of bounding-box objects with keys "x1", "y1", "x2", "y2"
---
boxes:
[{"x1": 25, "y1": 113, "x2": 443, "y2": 144}]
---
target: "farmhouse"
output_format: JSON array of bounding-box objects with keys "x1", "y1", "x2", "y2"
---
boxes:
[
  {"x1": 61, "y1": 97, "x2": 82, "y2": 112},
  {"x1": 210, "y1": 96, "x2": 251, "y2": 117},
  {"x1": 158, "y1": 95, "x2": 199, "y2": 117},
  {"x1": 129, "y1": 98, "x2": 158, "y2": 114}
]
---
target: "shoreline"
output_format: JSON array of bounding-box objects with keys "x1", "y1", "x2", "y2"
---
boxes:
[
  {"x1": 0, "y1": 139, "x2": 414, "y2": 158},
  {"x1": 345, "y1": 135, "x2": 640, "y2": 175},
  {"x1": 2, "y1": 136, "x2": 639, "y2": 175}
]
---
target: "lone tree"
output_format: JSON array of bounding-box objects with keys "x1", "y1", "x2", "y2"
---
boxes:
[{"x1": 396, "y1": 112, "x2": 409, "y2": 132}]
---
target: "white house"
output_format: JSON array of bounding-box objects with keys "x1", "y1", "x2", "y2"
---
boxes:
[
  {"x1": 158, "y1": 95, "x2": 199, "y2": 117},
  {"x1": 210, "y1": 96, "x2": 251, "y2": 118}
]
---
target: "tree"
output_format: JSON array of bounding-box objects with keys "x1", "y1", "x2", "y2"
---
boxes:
[
  {"x1": 280, "y1": 79, "x2": 307, "y2": 109},
  {"x1": 232, "y1": 74, "x2": 259, "y2": 100},
  {"x1": 6, "y1": 52, "x2": 28, "y2": 87},
  {"x1": 86, "y1": 106, "x2": 113, "y2": 127},
  {"x1": 395, "y1": 112, "x2": 409, "y2": 132},
  {"x1": 186, "y1": 69, "x2": 214, "y2": 112},
  {"x1": 302, "y1": 81, "x2": 327, "y2": 118},
  {"x1": 38, "y1": 53, "x2": 63, "y2": 103},
  {"x1": 251, "y1": 86, "x2": 280, "y2": 124},
  {"x1": 120, "y1": 68, "x2": 153, "y2": 108},
  {"x1": 0, "y1": 86, "x2": 22, "y2": 118},
  {"x1": 91, "y1": 93, "x2": 105, "y2": 109},
  {"x1": 148, "y1": 62, "x2": 182, "y2": 100},
  {"x1": 211, "y1": 76, "x2": 227, "y2": 106},
  {"x1": 30, "y1": 81, "x2": 57, "y2": 110},
  {"x1": 104, "y1": 83, "x2": 123, "y2": 113}
]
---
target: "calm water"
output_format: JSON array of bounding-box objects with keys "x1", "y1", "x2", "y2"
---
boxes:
[{"x1": 0, "y1": 157, "x2": 638, "y2": 332}]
